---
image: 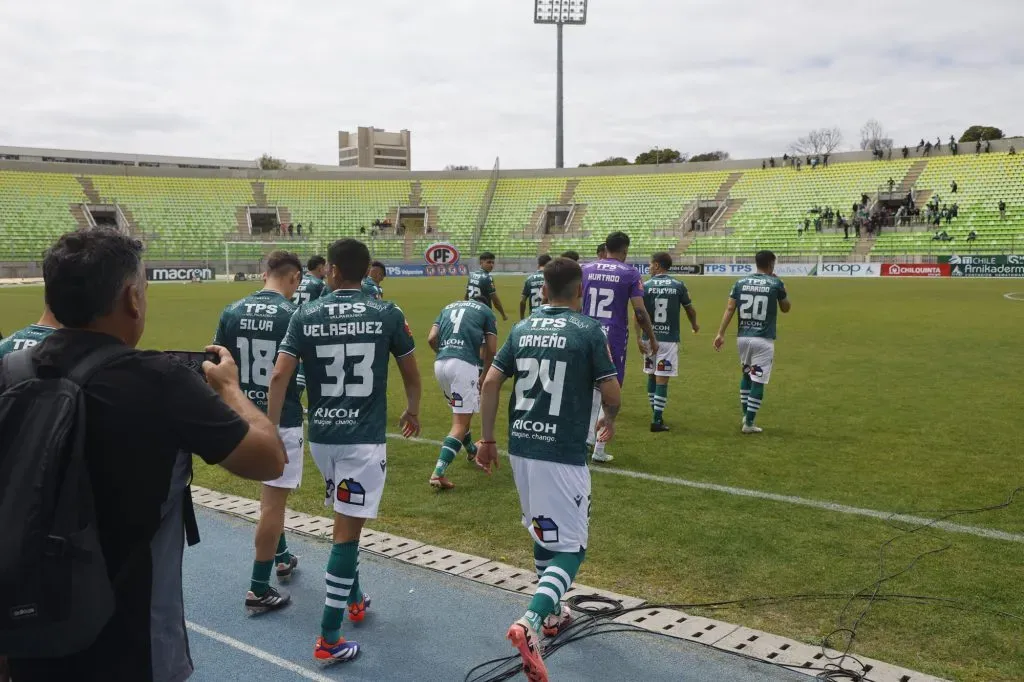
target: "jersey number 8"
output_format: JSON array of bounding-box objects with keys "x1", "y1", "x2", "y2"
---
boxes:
[{"x1": 739, "y1": 294, "x2": 768, "y2": 321}]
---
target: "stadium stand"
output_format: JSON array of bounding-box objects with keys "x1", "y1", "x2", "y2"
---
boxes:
[{"x1": 1, "y1": 151, "x2": 1022, "y2": 265}]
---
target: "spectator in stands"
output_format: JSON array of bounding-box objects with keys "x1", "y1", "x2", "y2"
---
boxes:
[
  {"x1": 976, "y1": 139, "x2": 982, "y2": 154},
  {"x1": 1010, "y1": 145, "x2": 1017, "y2": 155},
  {"x1": 769, "y1": 156, "x2": 776, "y2": 168},
  {"x1": 4, "y1": 229, "x2": 284, "y2": 682},
  {"x1": 287, "y1": 224, "x2": 294, "y2": 237},
  {"x1": 296, "y1": 223, "x2": 302, "y2": 236},
  {"x1": 967, "y1": 230, "x2": 978, "y2": 242},
  {"x1": 814, "y1": 215, "x2": 822, "y2": 232},
  {"x1": 942, "y1": 205, "x2": 952, "y2": 225},
  {"x1": 560, "y1": 250, "x2": 580, "y2": 262},
  {"x1": 823, "y1": 153, "x2": 830, "y2": 167},
  {"x1": 888, "y1": 178, "x2": 895, "y2": 193},
  {"x1": 951, "y1": 180, "x2": 957, "y2": 193},
  {"x1": 924, "y1": 141, "x2": 932, "y2": 156},
  {"x1": 762, "y1": 160, "x2": 766, "y2": 170},
  {"x1": 936, "y1": 136, "x2": 942, "y2": 151},
  {"x1": 985, "y1": 140, "x2": 991, "y2": 153},
  {"x1": 902, "y1": 146, "x2": 909, "y2": 159},
  {"x1": 359, "y1": 226, "x2": 366, "y2": 235},
  {"x1": 951, "y1": 203, "x2": 959, "y2": 219},
  {"x1": 842, "y1": 218, "x2": 849, "y2": 239},
  {"x1": 795, "y1": 159, "x2": 801, "y2": 171},
  {"x1": 887, "y1": 147, "x2": 893, "y2": 161},
  {"x1": 308, "y1": 223, "x2": 314, "y2": 236},
  {"x1": 803, "y1": 217, "x2": 810, "y2": 232},
  {"x1": 597, "y1": 243, "x2": 608, "y2": 260},
  {"x1": 999, "y1": 200, "x2": 1007, "y2": 219},
  {"x1": 916, "y1": 139, "x2": 924, "y2": 151}
]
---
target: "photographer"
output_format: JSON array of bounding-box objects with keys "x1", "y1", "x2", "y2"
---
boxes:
[{"x1": 3, "y1": 229, "x2": 284, "y2": 682}]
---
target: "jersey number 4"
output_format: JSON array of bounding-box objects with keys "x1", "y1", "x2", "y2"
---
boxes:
[
  {"x1": 514, "y1": 358, "x2": 566, "y2": 416},
  {"x1": 586, "y1": 288, "x2": 614, "y2": 319},
  {"x1": 739, "y1": 294, "x2": 768, "y2": 321},
  {"x1": 316, "y1": 343, "x2": 375, "y2": 397}
]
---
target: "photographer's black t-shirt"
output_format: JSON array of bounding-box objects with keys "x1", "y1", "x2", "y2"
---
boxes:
[{"x1": 7, "y1": 329, "x2": 249, "y2": 682}]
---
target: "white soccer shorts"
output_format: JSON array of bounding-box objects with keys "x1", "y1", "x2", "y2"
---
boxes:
[
  {"x1": 642, "y1": 341, "x2": 679, "y2": 377},
  {"x1": 510, "y1": 454, "x2": 591, "y2": 553},
  {"x1": 264, "y1": 426, "x2": 304, "y2": 490},
  {"x1": 309, "y1": 443, "x2": 387, "y2": 519},
  {"x1": 434, "y1": 357, "x2": 480, "y2": 414},
  {"x1": 737, "y1": 337, "x2": 775, "y2": 384}
]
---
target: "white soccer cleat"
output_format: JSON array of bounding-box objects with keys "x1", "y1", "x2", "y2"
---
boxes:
[
  {"x1": 741, "y1": 423, "x2": 763, "y2": 434},
  {"x1": 591, "y1": 450, "x2": 614, "y2": 463}
]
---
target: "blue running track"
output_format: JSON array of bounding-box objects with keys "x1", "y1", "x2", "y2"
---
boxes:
[{"x1": 185, "y1": 508, "x2": 806, "y2": 681}]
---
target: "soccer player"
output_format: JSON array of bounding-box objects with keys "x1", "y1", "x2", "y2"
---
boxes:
[
  {"x1": 581, "y1": 231, "x2": 658, "y2": 462},
  {"x1": 362, "y1": 260, "x2": 386, "y2": 300},
  {"x1": 293, "y1": 255, "x2": 329, "y2": 305},
  {"x1": 268, "y1": 238, "x2": 421, "y2": 663},
  {"x1": 595, "y1": 243, "x2": 607, "y2": 260},
  {"x1": 426, "y1": 295, "x2": 498, "y2": 489},
  {"x1": 560, "y1": 250, "x2": 580, "y2": 262},
  {"x1": 466, "y1": 251, "x2": 508, "y2": 321},
  {"x1": 477, "y1": 257, "x2": 621, "y2": 682},
  {"x1": 520, "y1": 254, "x2": 552, "y2": 319},
  {"x1": 637, "y1": 252, "x2": 699, "y2": 432},
  {"x1": 713, "y1": 250, "x2": 791, "y2": 433},
  {"x1": 213, "y1": 250, "x2": 305, "y2": 613},
  {"x1": 0, "y1": 305, "x2": 60, "y2": 358}
]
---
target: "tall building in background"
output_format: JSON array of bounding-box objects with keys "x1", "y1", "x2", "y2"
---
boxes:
[{"x1": 338, "y1": 127, "x2": 411, "y2": 170}]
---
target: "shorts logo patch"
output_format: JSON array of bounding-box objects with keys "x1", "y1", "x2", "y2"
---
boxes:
[
  {"x1": 337, "y1": 478, "x2": 366, "y2": 506},
  {"x1": 325, "y1": 478, "x2": 335, "y2": 500},
  {"x1": 379, "y1": 459, "x2": 387, "y2": 473},
  {"x1": 449, "y1": 392, "x2": 464, "y2": 408},
  {"x1": 531, "y1": 516, "x2": 559, "y2": 543},
  {"x1": 657, "y1": 359, "x2": 672, "y2": 372},
  {"x1": 744, "y1": 363, "x2": 764, "y2": 378},
  {"x1": 573, "y1": 494, "x2": 584, "y2": 508},
  {"x1": 644, "y1": 356, "x2": 654, "y2": 370}
]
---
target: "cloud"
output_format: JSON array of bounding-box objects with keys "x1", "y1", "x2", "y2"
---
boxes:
[{"x1": 0, "y1": 0, "x2": 1020, "y2": 169}]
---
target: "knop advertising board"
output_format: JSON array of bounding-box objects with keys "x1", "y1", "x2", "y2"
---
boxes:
[
  {"x1": 817, "y1": 262, "x2": 881, "y2": 278},
  {"x1": 881, "y1": 263, "x2": 950, "y2": 277}
]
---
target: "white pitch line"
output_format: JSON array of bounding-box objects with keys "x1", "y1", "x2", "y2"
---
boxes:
[
  {"x1": 186, "y1": 621, "x2": 334, "y2": 682},
  {"x1": 386, "y1": 433, "x2": 1024, "y2": 544},
  {"x1": 1003, "y1": 292, "x2": 1024, "y2": 301}
]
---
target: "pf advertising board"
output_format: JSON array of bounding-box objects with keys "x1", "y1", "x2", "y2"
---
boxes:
[
  {"x1": 881, "y1": 263, "x2": 950, "y2": 277},
  {"x1": 146, "y1": 266, "x2": 216, "y2": 281},
  {"x1": 940, "y1": 255, "x2": 1024, "y2": 278},
  {"x1": 817, "y1": 262, "x2": 881, "y2": 278},
  {"x1": 424, "y1": 242, "x2": 461, "y2": 266}
]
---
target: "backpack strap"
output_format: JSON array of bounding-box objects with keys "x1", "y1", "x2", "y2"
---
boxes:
[
  {"x1": 66, "y1": 343, "x2": 133, "y2": 387},
  {"x1": 1, "y1": 348, "x2": 37, "y2": 387}
]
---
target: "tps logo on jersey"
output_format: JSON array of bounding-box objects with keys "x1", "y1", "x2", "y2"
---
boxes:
[
  {"x1": 744, "y1": 363, "x2": 764, "y2": 378},
  {"x1": 657, "y1": 359, "x2": 672, "y2": 372},
  {"x1": 424, "y1": 242, "x2": 461, "y2": 266},
  {"x1": 337, "y1": 479, "x2": 366, "y2": 506},
  {"x1": 532, "y1": 516, "x2": 559, "y2": 544}
]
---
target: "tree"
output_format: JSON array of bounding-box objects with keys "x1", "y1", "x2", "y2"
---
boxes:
[
  {"x1": 444, "y1": 164, "x2": 479, "y2": 171},
  {"x1": 591, "y1": 156, "x2": 631, "y2": 167},
  {"x1": 689, "y1": 151, "x2": 730, "y2": 163},
  {"x1": 789, "y1": 127, "x2": 843, "y2": 155},
  {"x1": 634, "y1": 148, "x2": 685, "y2": 165},
  {"x1": 258, "y1": 153, "x2": 285, "y2": 170},
  {"x1": 960, "y1": 125, "x2": 1004, "y2": 142},
  {"x1": 860, "y1": 119, "x2": 893, "y2": 152}
]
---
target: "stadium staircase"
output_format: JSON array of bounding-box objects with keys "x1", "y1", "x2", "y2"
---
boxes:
[
  {"x1": 69, "y1": 204, "x2": 91, "y2": 231},
  {"x1": 252, "y1": 181, "x2": 269, "y2": 207},
  {"x1": 716, "y1": 172, "x2": 743, "y2": 200},
  {"x1": 77, "y1": 177, "x2": 101, "y2": 204}
]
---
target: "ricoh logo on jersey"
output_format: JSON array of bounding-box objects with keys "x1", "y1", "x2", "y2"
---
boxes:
[
  {"x1": 244, "y1": 389, "x2": 268, "y2": 401},
  {"x1": 314, "y1": 407, "x2": 360, "y2": 420},
  {"x1": 146, "y1": 267, "x2": 215, "y2": 281},
  {"x1": 512, "y1": 419, "x2": 557, "y2": 435}
]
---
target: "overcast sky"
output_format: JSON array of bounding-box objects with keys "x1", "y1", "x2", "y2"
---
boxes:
[{"x1": 1, "y1": 0, "x2": 1021, "y2": 170}]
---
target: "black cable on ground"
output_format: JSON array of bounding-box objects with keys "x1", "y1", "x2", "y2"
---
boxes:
[{"x1": 464, "y1": 487, "x2": 1023, "y2": 682}]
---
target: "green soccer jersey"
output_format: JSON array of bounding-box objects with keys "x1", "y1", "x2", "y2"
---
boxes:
[
  {"x1": 492, "y1": 306, "x2": 618, "y2": 466},
  {"x1": 433, "y1": 300, "x2": 498, "y2": 368},
  {"x1": 293, "y1": 273, "x2": 328, "y2": 305},
  {"x1": 280, "y1": 289, "x2": 415, "y2": 445},
  {"x1": 0, "y1": 323, "x2": 57, "y2": 358},
  {"x1": 361, "y1": 276, "x2": 383, "y2": 300},
  {"x1": 214, "y1": 289, "x2": 304, "y2": 428},
  {"x1": 521, "y1": 271, "x2": 545, "y2": 314},
  {"x1": 466, "y1": 269, "x2": 497, "y2": 308},
  {"x1": 642, "y1": 274, "x2": 692, "y2": 343},
  {"x1": 729, "y1": 273, "x2": 788, "y2": 340}
]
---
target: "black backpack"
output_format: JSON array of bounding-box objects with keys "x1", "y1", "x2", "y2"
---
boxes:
[{"x1": 0, "y1": 344, "x2": 131, "y2": 658}]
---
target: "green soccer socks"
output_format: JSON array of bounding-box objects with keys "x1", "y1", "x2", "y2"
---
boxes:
[
  {"x1": 462, "y1": 430, "x2": 478, "y2": 456},
  {"x1": 322, "y1": 541, "x2": 359, "y2": 642},
  {"x1": 745, "y1": 381, "x2": 764, "y2": 425},
  {"x1": 433, "y1": 436, "x2": 462, "y2": 478},
  {"x1": 647, "y1": 375, "x2": 657, "y2": 409},
  {"x1": 250, "y1": 559, "x2": 273, "y2": 597},
  {"x1": 652, "y1": 383, "x2": 668, "y2": 424},
  {"x1": 275, "y1": 533, "x2": 292, "y2": 566},
  {"x1": 740, "y1": 374, "x2": 752, "y2": 417},
  {"x1": 524, "y1": 550, "x2": 585, "y2": 632}
]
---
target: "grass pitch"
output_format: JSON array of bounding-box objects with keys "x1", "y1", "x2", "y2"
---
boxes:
[{"x1": 3, "y1": 275, "x2": 1022, "y2": 681}]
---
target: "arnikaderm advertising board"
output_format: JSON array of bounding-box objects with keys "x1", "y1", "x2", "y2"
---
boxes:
[
  {"x1": 940, "y1": 255, "x2": 1024, "y2": 278},
  {"x1": 145, "y1": 266, "x2": 216, "y2": 281},
  {"x1": 880, "y1": 263, "x2": 951, "y2": 277}
]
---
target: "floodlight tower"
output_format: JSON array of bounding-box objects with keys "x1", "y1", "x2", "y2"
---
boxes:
[{"x1": 534, "y1": 0, "x2": 588, "y2": 169}]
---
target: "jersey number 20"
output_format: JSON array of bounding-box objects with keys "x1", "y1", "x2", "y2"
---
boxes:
[{"x1": 739, "y1": 294, "x2": 768, "y2": 321}]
